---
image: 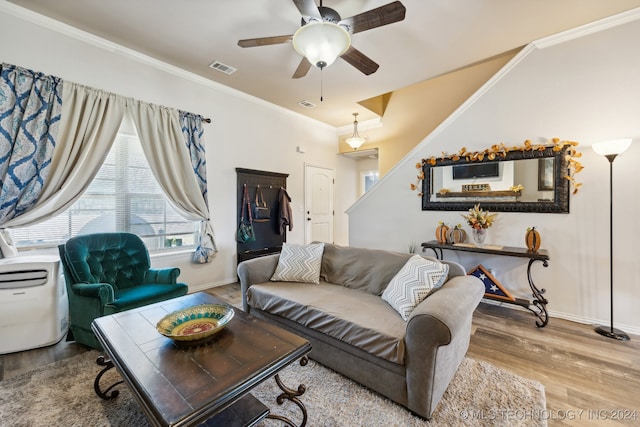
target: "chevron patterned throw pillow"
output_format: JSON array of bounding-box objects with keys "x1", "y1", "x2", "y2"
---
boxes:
[
  {"x1": 270, "y1": 242, "x2": 325, "y2": 284},
  {"x1": 382, "y1": 255, "x2": 449, "y2": 321}
]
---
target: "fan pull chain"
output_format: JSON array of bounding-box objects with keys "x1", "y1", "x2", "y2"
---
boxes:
[{"x1": 320, "y1": 68, "x2": 324, "y2": 102}]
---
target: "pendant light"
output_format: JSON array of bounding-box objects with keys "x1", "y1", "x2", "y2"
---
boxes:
[{"x1": 346, "y1": 113, "x2": 366, "y2": 150}]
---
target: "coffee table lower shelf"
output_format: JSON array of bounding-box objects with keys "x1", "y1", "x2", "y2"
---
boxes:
[{"x1": 201, "y1": 393, "x2": 269, "y2": 427}]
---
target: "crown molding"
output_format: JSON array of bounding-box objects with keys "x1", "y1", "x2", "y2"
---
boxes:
[
  {"x1": 0, "y1": 0, "x2": 335, "y2": 132},
  {"x1": 533, "y1": 6, "x2": 640, "y2": 49}
]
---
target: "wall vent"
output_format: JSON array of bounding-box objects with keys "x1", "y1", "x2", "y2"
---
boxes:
[
  {"x1": 297, "y1": 100, "x2": 316, "y2": 109},
  {"x1": 208, "y1": 60, "x2": 237, "y2": 75}
]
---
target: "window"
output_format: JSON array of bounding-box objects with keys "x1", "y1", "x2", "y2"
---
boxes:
[
  {"x1": 13, "y1": 120, "x2": 198, "y2": 252},
  {"x1": 360, "y1": 170, "x2": 379, "y2": 196}
]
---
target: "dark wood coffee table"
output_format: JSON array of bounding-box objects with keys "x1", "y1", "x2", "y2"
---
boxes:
[{"x1": 91, "y1": 292, "x2": 311, "y2": 427}]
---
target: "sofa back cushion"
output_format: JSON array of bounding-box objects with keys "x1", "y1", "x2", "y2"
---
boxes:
[{"x1": 320, "y1": 244, "x2": 413, "y2": 295}]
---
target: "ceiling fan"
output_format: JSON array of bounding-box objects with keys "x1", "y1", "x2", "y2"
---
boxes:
[{"x1": 238, "y1": 0, "x2": 406, "y2": 79}]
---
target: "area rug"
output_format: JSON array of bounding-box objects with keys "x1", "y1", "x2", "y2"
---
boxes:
[{"x1": 0, "y1": 351, "x2": 546, "y2": 426}]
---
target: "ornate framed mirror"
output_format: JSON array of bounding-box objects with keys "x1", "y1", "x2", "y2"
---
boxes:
[{"x1": 421, "y1": 145, "x2": 570, "y2": 213}]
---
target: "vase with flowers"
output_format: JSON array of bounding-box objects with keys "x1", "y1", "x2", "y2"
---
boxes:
[{"x1": 461, "y1": 204, "x2": 498, "y2": 246}]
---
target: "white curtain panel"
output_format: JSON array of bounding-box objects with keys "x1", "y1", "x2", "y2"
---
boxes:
[
  {"x1": 128, "y1": 100, "x2": 217, "y2": 261},
  {"x1": 0, "y1": 83, "x2": 125, "y2": 253}
]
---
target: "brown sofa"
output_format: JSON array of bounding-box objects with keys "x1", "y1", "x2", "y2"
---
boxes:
[{"x1": 237, "y1": 243, "x2": 484, "y2": 419}]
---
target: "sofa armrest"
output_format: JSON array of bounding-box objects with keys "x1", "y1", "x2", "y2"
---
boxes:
[
  {"x1": 71, "y1": 282, "x2": 115, "y2": 305},
  {"x1": 404, "y1": 275, "x2": 484, "y2": 418},
  {"x1": 237, "y1": 254, "x2": 280, "y2": 311},
  {"x1": 407, "y1": 275, "x2": 483, "y2": 332},
  {"x1": 145, "y1": 267, "x2": 180, "y2": 284}
]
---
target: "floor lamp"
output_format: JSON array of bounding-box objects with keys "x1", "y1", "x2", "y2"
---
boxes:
[{"x1": 592, "y1": 138, "x2": 632, "y2": 341}]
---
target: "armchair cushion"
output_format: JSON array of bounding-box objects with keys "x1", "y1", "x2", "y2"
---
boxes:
[{"x1": 105, "y1": 284, "x2": 189, "y2": 314}]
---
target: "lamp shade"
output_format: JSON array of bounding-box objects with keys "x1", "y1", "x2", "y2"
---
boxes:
[
  {"x1": 346, "y1": 136, "x2": 366, "y2": 150},
  {"x1": 592, "y1": 138, "x2": 632, "y2": 156},
  {"x1": 293, "y1": 22, "x2": 351, "y2": 69}
]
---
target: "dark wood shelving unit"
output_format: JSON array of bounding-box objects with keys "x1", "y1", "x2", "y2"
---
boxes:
[{"x1": 236, "y1": 168, "x2": 289, "y2": 264}]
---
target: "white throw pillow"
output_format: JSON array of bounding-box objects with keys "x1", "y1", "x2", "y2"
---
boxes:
[
  {"x1": 270, "y1": 242, "x2": 325, "y2": 284},
  {"x1": 382, "y1": 254, "x2": 449, "y2": 321}
]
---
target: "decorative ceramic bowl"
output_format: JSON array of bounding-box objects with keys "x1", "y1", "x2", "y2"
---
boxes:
[{"x1": 156, "y1": 304, "x2": 235, "y2": 343}]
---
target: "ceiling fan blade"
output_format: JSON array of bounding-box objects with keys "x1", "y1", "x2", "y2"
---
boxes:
[
  {"x1": 292, "y1": 57, "x2": 312, "y2": 79},
  {"x1": 339, "y1": 1, "x2": 406, "y2": 34},
  {"x1": 238, "y1": 35, "x2": 292, "y2": 48},
  {"x1": 292, "y1": 0, "x2": 322, "y2": 21},
  {"x1": 340, "y1": 46, "x2": 379, "y2": 75}
]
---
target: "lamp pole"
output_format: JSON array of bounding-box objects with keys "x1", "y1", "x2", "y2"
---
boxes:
[{"x1": 592, "y1": 139, "x2": 632, "y2": 341}]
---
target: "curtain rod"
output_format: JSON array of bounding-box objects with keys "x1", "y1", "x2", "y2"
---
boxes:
[{"x1": 3, "y1": 62, "x2": 214, "y2": 124}]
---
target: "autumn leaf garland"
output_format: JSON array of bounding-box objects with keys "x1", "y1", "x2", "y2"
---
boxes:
[{"x1": 411, "y1": 138, "x2": 583, "y2": 196}]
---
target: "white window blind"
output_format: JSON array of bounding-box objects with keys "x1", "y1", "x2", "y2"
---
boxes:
[{"x1": 13, "y1": 122, "x2": 198, "y2": 251}]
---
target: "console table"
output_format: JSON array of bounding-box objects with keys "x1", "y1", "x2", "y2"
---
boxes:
[{"x1": 421, "y1": 240, "x2": 550, "y2": 327}]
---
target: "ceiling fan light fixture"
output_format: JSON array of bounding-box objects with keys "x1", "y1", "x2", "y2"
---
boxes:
[
  {"x1": 293, "y1": 22, "x2": 351, "y2": 69},
  {"x1": 345, "y1": 112, "x2": 366, "y2": 150}
]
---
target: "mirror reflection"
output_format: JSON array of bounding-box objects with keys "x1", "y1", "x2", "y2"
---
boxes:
[
  {"x1": 422, "y1": 146, "x2": 570, "y2": 213},
  {"x1": 430, "y1": 158, "x2": 554, "y2": 203}
]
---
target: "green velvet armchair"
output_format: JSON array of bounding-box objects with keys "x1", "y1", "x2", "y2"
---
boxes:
[{"x1": 58, "y1": 232, "x2": 188, "y2": 349}]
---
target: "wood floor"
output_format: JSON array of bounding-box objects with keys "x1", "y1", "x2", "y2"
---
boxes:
[{"x1": 2, "y1": 284, "x2": 639, "y2": 426}]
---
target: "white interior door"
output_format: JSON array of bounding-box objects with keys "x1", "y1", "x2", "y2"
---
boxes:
[{"x1": 305, "y1": 165, "x2": 334, "y2": 244}]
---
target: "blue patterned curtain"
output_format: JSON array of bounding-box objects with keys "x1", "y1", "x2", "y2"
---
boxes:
[
  {"x1": 179, "y1": 111, "x2": 217, "y2": 263},
  {"x1": 0, "y1": 64, "x2": 62, "y2": 256}
]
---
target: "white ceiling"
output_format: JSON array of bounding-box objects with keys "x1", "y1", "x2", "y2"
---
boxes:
[{"x1": 7, "y1": 0, "x2": 640, "y2": 128}]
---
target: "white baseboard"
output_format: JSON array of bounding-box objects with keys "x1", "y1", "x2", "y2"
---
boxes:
[
  {"x1": 481, "y1": 299, "x2": 640, "y2": 337},
  {"x1": 188, "y1": 279, "x2": 237, "y2": 294},
  {"x1": 547, "y1": 309, "x2": 640, "y2": 337}
]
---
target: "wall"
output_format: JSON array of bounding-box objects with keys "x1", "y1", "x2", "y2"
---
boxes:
[
  {"x1": 348, "y1": 10, "x2": 640, "y2": 333},
  {"x1": 0, "y1": 4, "x2": 354, "y2": 290},
  {"x1": 338, "y1": 51, "x2": 518, "y2": 175}
]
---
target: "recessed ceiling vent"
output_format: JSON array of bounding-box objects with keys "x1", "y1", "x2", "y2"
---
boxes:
[
  {"x1": 297, "y1": 100, "x2": 316, "y2": 109},
  {"x1": 208, "y1": 60, "x2": 237, "y2": 75}
]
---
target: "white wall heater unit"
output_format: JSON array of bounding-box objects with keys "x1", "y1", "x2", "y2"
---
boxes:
[{"x1": 0, "y1": 255, "x2": 69, "y2": 354}]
